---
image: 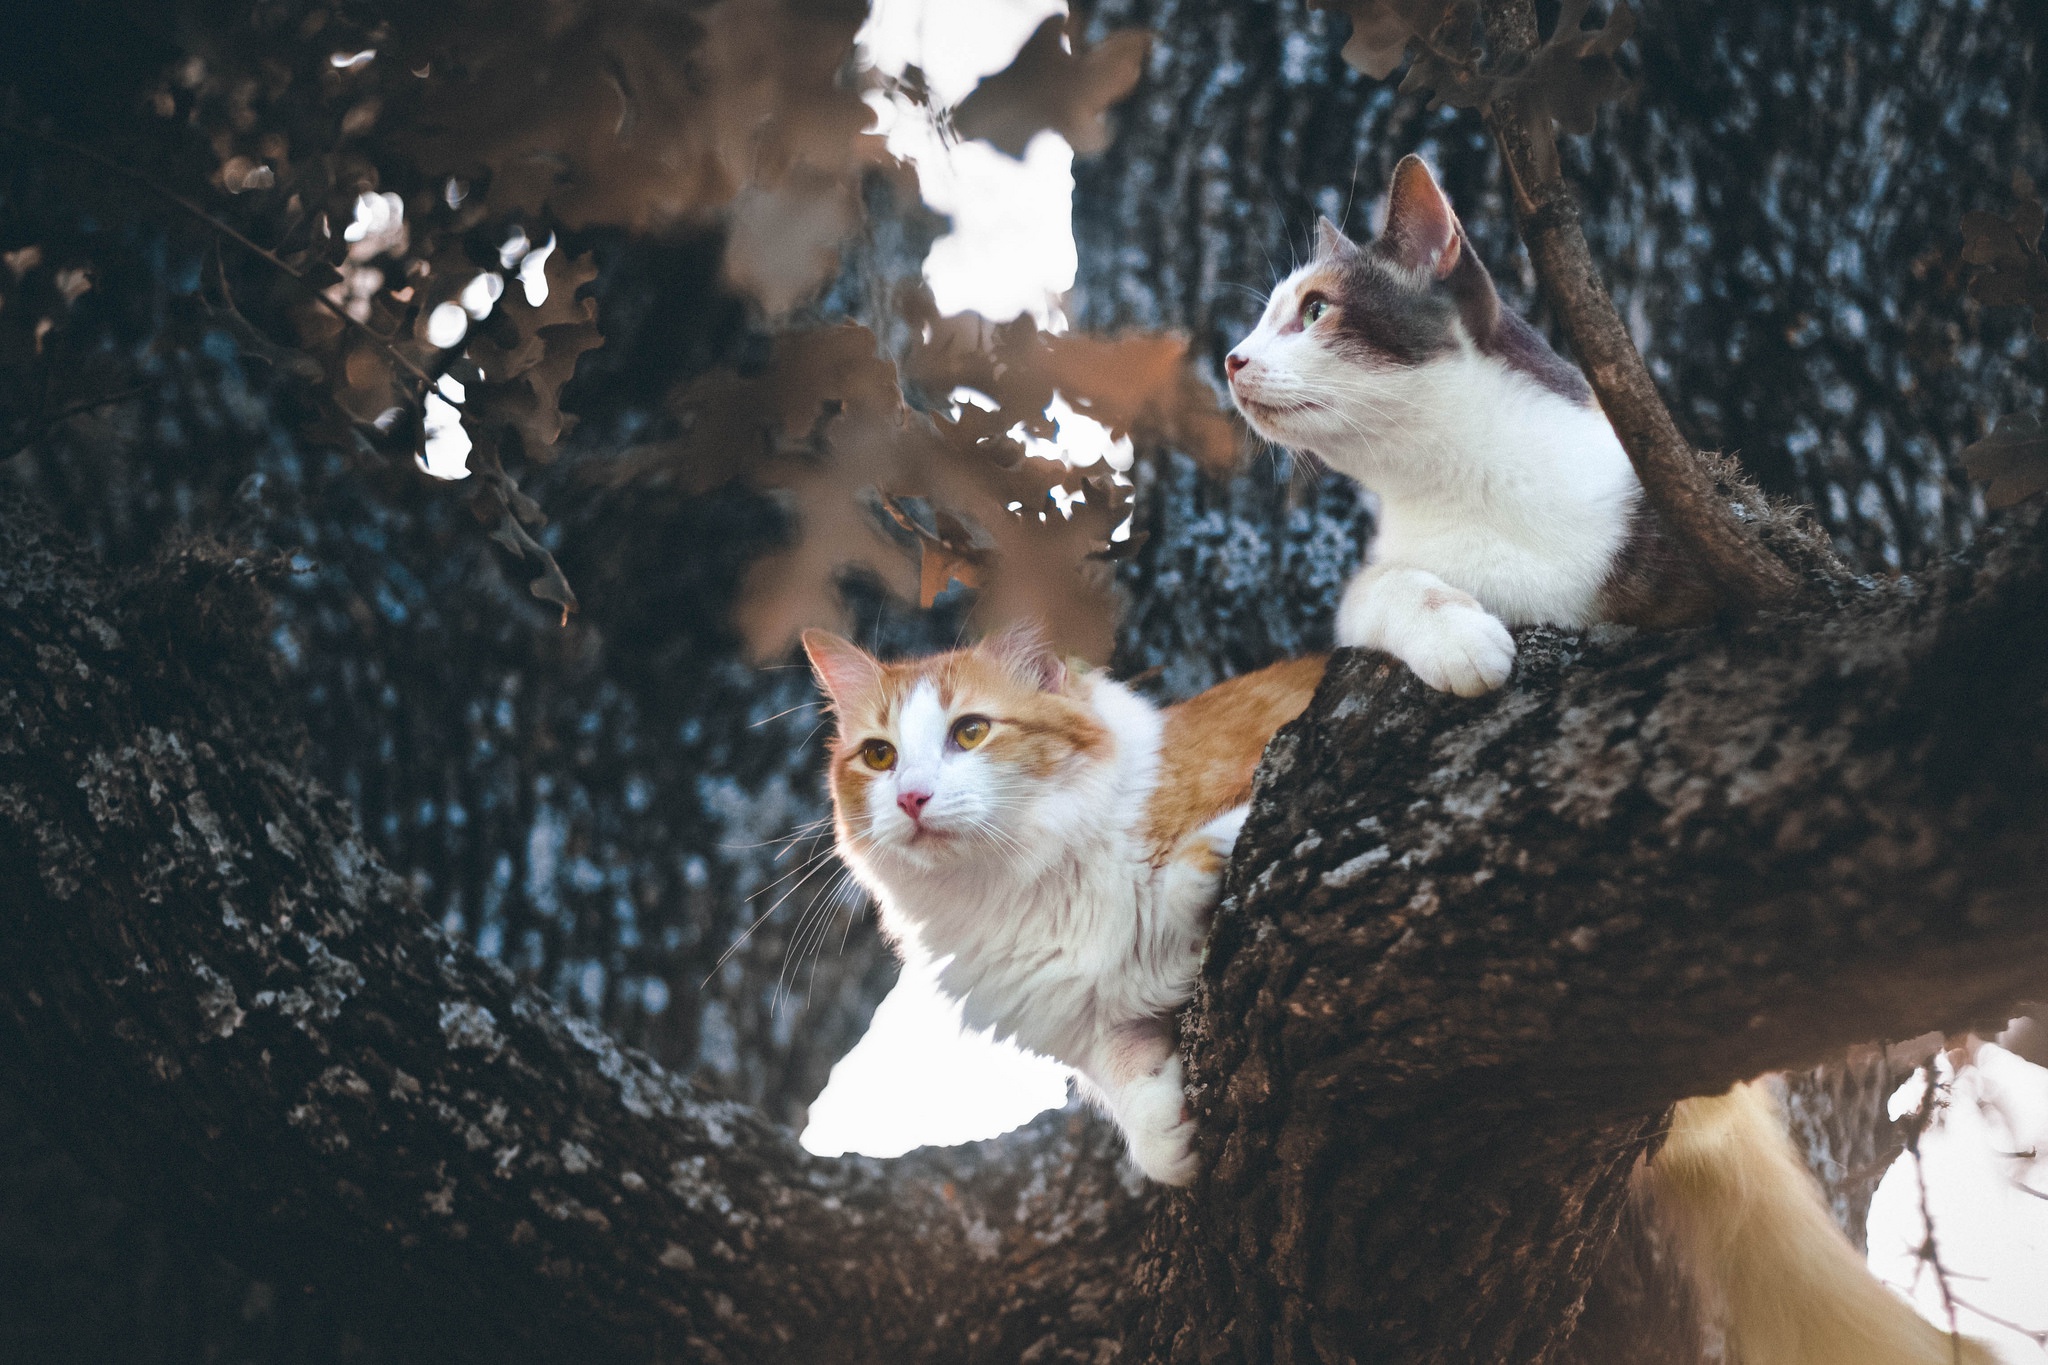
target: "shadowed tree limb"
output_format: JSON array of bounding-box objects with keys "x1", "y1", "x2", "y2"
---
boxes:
[
  {"x1": 1140, "y1": 500, "x2": 2048, "y2": 1362},
  {"x1": 4, "y1": 491, "x2": 2046, "y2": 1362}
]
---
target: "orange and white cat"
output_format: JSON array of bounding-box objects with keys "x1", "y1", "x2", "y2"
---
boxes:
[
  {"x1": 803, "y1": 624, "x2": 1324, "y2": 1183},
  {"x1": 804, "y1": 626, "x2": 1993, "y2": 1362}
]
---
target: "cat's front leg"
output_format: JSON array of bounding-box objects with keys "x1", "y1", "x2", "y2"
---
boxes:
[
  {"x1": 1335, "y1": 562, "x2": 1516, "y2": 697},
  {"x1": 1082, "y1": 1020, "x2": 1197, "y2": 1186},
  {"x1": 1154, "y1": 805, "x2": 1248, "y2": 925}
]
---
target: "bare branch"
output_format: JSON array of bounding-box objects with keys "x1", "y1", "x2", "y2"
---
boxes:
[
  {"x1": 1900, "y1": 1061, "x2": 1967, "y2": 1363},
  {"x1": 1473, "y1": 0, "x2": 1802, "y2": 611}
]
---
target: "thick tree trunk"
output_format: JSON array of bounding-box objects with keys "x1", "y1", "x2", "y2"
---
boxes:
[
  {"x1": 5, "y1": 490, "x2": 2047, "y2": 1361},
  {"x1": 1134, "y1": 528, "x2": 2048, "y2": 1363}
]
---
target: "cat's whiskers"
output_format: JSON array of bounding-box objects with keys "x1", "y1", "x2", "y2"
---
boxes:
[
  {"x1": 703, "y1": 837, "x2": 847, "y2": 987},
  {"x1": 1300, "y1": 376, "x2": 1452, "y2": 457},
  {"x1": 957, "y1": 810, "x2": 1032, "y2": 862},
  {"x1": 748, "y1": 698, "x2": 827, "y2": 729},
  {"x1": 774, "y1": 864, "x2": 863, "y2": 1015},
  {"x1": 721, "y1": 814, "x2": 834, "y2": 855},
  {"x1": 772, "y1": 859, "x2": 866, "y2": 1014}
]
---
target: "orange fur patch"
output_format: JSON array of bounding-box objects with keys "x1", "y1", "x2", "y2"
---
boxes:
[{"x1": 1140, "y1": 655, "x2": 1327, "y2": 861}]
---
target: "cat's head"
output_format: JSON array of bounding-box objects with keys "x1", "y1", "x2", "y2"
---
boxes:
[
  {"x1": 1225, "y1": 154, "x2": 1503, "y2": 453},
  {"x1": 802, "y1": 624, "x2": 1111, "y2": 875}
]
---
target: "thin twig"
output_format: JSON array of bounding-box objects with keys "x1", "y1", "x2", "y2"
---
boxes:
[
  {"x1": 0, "y1": 117, "x2": 433, "y2": 387},
  {"x1": 1901, "y1": 1059, "x2": 1965, "y2": 1365},
  {"x1": 1948, "y1": 1293, "x2": 2048, "y2": 1349}
]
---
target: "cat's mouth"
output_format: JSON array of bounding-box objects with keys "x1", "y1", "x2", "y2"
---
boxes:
[{"x1": 1235, "y1": 397, "x2": 1323, "y2": 422}]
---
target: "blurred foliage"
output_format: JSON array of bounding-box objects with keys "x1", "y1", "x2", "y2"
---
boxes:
[
  {"x1": 0, "y1": 0, "x2": 1221, "y2": 656},
  {"x1": 1308, "y1": 0, "x2": 1636, "y2": 143},
  {"x1": 953, "y1": 13, "x2": 1151, "y2": 157}
]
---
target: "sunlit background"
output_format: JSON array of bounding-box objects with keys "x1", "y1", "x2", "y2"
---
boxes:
[{"x1": 789, "y1": 1, "x2": 2048, "y2": 1356}]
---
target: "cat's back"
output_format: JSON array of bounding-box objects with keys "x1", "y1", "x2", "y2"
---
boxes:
[{"x1": 1140, "y1": 655, "x2": 1326, "y2": 860}]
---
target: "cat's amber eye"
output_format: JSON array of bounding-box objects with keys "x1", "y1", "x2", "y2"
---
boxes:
[
  {"x1": 1300, "y1": 295, "x2": 1330, "y2": 326},
  {"x1": 950, "y1": 716, "x2": 992, "y2": 750},
  {"x1": 858, "y1": 739, "x2": 897, "y2": 771}
]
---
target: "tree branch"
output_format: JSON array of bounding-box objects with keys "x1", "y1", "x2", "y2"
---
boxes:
[
  {"x1": 1474, "y1": 0, "x2": 1803, "y2": 611},
  {"x1": 5, "y1": 488, "x2": 2045, "y2": 1362},
  {"x1": 0, "y1": 496, "x2": 1146, "y2": 1362},
  {"x1": 1140, "y1": 500, "x2": 2048, "y2": 1362}
]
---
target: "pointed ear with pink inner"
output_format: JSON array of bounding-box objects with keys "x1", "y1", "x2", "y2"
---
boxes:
[
  {"x1": 1381, "y1": 155, "x2": 1462, "y2": 279},
  {"x1": 982, "y1": 620, "x2": 1067, "y2": 693},
  {"x1": 801, "y1": 630, "x2": 884, "y2": 708}
]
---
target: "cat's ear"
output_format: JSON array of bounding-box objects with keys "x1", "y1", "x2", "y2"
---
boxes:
[
  {"x1": 983, "y1": 620, "x2": 1067, "y2": 693},
  {"x1": 802, "y1": 630, "x2": 883, "y2": 707},
  {"x1": 1313, "y1": 215, "x2": 1356, "y2": 260},
  {"x1": 1381, "y1": 155, "x2": 1462, "y2": 280}
]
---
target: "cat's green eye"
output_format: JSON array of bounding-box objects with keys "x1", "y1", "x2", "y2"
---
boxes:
[
  {"x1": 951, "y1": 716, "x2": 992, "y2": 750},
  {"x1": 859, "y1": 739, "x2": 897, "y2": 771},
  {"x1": 1300, "y1": 295, "x2": 1330, "y2": 326}
]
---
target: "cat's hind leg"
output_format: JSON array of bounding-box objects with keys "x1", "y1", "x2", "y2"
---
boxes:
[
  {"x1": 1335, "y1": 561, "x2": 1515, "y2": 697},
  {"x1": 1084, "y1": 811, "x2": 1249, "y2": 1186}
]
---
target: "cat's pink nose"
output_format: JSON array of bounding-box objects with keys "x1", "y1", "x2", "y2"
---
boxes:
[
  {"x1": 897, "y1": 788, "x2": 931, "y2": 821},
  {"x1": 1224, "y1": 352, "x2": 1248, "y2": 380}
]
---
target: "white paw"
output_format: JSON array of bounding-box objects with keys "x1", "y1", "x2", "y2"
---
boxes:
[
  {"x1": 1334, "y1": 566, "x2": 1518, "y2": 696},
  {"x1": 1198, "y1": 806, "x2": 1249, "y2": 862},
  {"x1": 1394, "y1": 597, "x2": 1516, "y2": 696},
  {"x1": 1121, "y1": 1059, "x2": 1198, "y2": 1186}
]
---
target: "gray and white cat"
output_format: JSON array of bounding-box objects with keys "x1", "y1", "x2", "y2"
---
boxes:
[
  {"x1": 1227, "y1": 154, "x2": 1714, "y2": 695},
  {"x1": 1223, "y1": 158, "x2": 1995, "y2": 1363}
]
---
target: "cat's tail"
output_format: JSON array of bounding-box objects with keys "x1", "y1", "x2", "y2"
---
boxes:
[{"x1": 1642, "y1": 1081, "x2": 1999, "y2": 1365}]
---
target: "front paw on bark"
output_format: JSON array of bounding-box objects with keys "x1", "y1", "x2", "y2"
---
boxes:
[{"x1": 1397, "y1": 598, "x2": 1516, "y2": 696}]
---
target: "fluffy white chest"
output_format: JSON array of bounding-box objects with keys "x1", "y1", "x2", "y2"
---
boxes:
[
  {"x1": 905, "y1": 840, "x2": 1199, "y2": 1065},
  {"x1": 1320, "y1": 352, "x2": 1641, "y2": 626}
]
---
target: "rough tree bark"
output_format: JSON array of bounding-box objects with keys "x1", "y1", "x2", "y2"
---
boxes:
[
  {"x1": 0, "y1": 493, "x2": 1153, "y2": 1364},
  {"x1": 6, "y1": 473, "x2": 2047, "y2": 1361}
]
